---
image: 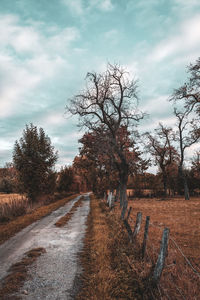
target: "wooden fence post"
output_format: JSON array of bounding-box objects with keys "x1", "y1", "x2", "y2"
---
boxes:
[
  {"x1": 132, "y1": 212, "x2": 142, "y2": 240},
  {"x1": 123, "y1": 219, "x2": 133, "y2": 243},
  {"x1": 126, "y1": 206, "x2": 132, "y2": 221},
  {"x1": 153, "y1": 227, "x2": 170, "y2": 283},
  {"x1": 142, "y1": 216, "x2": 150, "y2": 258}
]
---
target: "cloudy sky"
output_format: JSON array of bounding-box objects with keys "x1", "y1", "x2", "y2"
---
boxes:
[{"x1": 0, "y1": 0, "x2": 200, "y2": 170}]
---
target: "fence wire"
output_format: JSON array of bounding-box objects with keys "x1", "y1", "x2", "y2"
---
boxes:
[{"x1": 125, "y1": 210, "x2": 200, "y2": 300}]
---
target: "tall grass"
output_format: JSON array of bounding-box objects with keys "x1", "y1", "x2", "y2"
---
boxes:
[{"x1": 0, "y1": 195, "x2": 29, "y2": 222}]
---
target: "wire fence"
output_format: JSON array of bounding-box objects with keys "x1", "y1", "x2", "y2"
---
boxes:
[{"x1": 121, "y1": 205, "x2": 200, "y2": 299}]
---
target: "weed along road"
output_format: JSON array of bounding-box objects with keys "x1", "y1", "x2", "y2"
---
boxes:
[{"x1": 0, "y1": 194, "x2": 90, "y2": 299}]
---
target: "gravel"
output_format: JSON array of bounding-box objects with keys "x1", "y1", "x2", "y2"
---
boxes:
[{"x1": 0, "y1": 194, "x2": 90, "y2": 299}]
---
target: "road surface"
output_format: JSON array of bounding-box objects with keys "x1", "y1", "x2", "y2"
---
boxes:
[{"x1": 0, "y1": 194, "x2": 90, "y2": 299}]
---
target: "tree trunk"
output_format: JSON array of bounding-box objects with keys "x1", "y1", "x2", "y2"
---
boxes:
[
  {"x1": 115, "y1": 185, "x2": 120, "y2": 202},
  {"x1": 120, "y1": 183, "x2": 128, "y2": 219},
  {"x1": 179, "y1": 166, "x2": 190, "y2": 200},
  {"x1": 119, "y1": 183, "x2": 123, "y2": 208},
  {"x1": 183, "y1": 175, "x2": 190, "y2": 200},
  {"x1": 163, "y1": 173, "x2": 167, "y2": 197}
]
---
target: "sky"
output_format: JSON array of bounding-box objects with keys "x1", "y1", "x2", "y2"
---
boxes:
[{"x1": 0, "y1": 0, "x2": 200, "y2": 171}]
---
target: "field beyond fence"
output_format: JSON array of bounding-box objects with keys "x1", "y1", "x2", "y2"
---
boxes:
[{"x1": 109, "y1": 196, "x2": 200, "y2": 299}]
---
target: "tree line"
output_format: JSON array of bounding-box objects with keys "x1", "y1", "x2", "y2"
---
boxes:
[
  {"x1": 0, "y1": 58, "x2": 199, "y2": 213},
  {"x1": 0, "y1": 124, "x2": 79, "y2": 201},
  {"x1": 67, "y1": 58, "x2": 200, "y2": 218}
]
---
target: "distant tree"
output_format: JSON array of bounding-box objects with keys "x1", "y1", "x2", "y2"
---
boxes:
[
  {"x1": 57, "y1": 166, "x2": 74, "y2": 193},
  {"x1": 173, "y1": 108, "x2": 200, "y2": 200},
  {"x1": 13, "y1": 124, "x2": 58, "y2": 202},
  {"x1": 0, "y1": 163, "x2": 17, "y2": 193},
  {"x1": 67, "y1": 63, "x2": 145, "y2": 218},
  {"x1": 190, "y1": 151, "x2": 200, "y2": 193},
  {"x1": 144, "y1": 124, "x2": 178, "y2": 196},
  {"x1": 171, "y1": 57, "x2": 200, "y2": 116}
]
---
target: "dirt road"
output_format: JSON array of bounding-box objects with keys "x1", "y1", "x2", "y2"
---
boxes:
[{"x1": 0, "y1": 194, "x2": 90, "y2": 299}]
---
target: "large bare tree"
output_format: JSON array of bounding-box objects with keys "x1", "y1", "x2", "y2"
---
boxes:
[{"x1": 67, "y1": 63, "x2": 145, "y2": 218}]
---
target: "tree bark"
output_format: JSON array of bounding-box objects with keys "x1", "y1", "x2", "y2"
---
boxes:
[
  {"x1": 179, "y1": 166, "x2": 190, "y2": 200},
  {"x1": 120, "y1": 183, "x2": 128, "y2": 219}
]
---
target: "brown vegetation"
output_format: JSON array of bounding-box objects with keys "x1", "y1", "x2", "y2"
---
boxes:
[
  {"x1": 77, "y1": 196, "x2": 146, "y2": 300},
  {"x1": 0, "y1": 193, "x2": 78, "y2": 245},
  {"x1": 0, "y1": 194, "x2": 29, "y2": 223},
  {"x1": 55, "y1": 196, "x2": 84, "y2": 227},
  {"x1": 0, "y1": 247, "x2": 46, "y2": 300},
  {"x1": 78, "y1": 196, "x2": 200, "y2": 299},
  {"x1": 118, "y1": 197, "x2": 200, "y2": 299}
]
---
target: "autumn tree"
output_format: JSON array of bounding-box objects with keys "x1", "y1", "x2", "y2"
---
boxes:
[
  {"x1": 144, "y1": 124, "x2": 178, "y2": 196},
  {"x1": 13, "y1": 124, "x2": 58, "y2": 202},
  {"x1": 67, "y1": 63, "x2": 145, "y2": 218}
]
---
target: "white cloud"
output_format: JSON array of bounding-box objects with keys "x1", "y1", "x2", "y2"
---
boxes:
[
  {"x1": 99, "y1": 0, "x2": 113, "y2": 11},
  {"x1": 150, "y1": 14, "x2": 200, "y2": 62},
  {"x1": 0, "y1": 14, "x2": 79, "y2": 118},
  {"x1": 61, "y1": 0, "x2": 83, "y2": 15}
]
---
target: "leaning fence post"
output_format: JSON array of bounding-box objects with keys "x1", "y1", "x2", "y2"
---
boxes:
[
  {"x1": 142, "y1": 216, "x2": 150, "y2": 258},
  {"x1": 153, "y1": 227, "x2": 170, "y2": 283},
  {"x1": 123, "y1": 219, "x2": 133, "y2": 243},
  {"x1": 132, "y1": 212, "x2": 142, "y2": 240},
  {"x1": 126, "y1": 206, "x2": 132, "y2": 221}
]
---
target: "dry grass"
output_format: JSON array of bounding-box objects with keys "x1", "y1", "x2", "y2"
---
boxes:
[
  {"x1": 77, "y1": 196, "x2": 146, "y2": 300},
  {"x1": 55, "y1": 196, "x2": 84, "y2": 227},
  {"x1": 0, "y1": 194, "x2": 79, "y2": 245},
  {"x1": 0, "y1": 247, "x2": 46, "y2": 300},
  {"x1": 79, "y1": 196, "x2": 200, "y2": 299},
  {"x1": 0, "y1": 193, "x2": 26, "y2": 204},
  {"x1": 0, "y1": 194, "x2": 29, "y2": 223},
  {"x1": 116, "y1": 197, "x2": 200, "y2": 299}
]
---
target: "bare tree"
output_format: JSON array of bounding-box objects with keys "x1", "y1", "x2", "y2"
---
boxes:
[
  {"x1": 171, "y1": 57, "x2": 200, "y2": 116},
  {"x1": 145, "y1": 124, "x2": 178, "y2": 197},
  {"x1": 67, "y1": 63, "x2": 145, "y2": 218},
  {"x1": 174, "y1": 107, "x2": 200, "y2": 200}
]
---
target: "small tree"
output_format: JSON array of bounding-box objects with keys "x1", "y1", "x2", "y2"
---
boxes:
[
  {"x1": 173, "y1": 108, "x2": 200, "y2": 200},
  {"x1": 13, "y1": 124, "x2": 58, "y2": 202},
  {"x1": 144, "y1": 124, "x2": 178, "y2": 197}
]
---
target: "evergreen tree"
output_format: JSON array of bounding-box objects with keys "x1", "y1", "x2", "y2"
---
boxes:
[{"x1": 13, "y1": 124, "x2": 58, "y2": 201}]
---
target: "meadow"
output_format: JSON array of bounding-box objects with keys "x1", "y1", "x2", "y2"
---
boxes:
[{"x1": 124, "y1": 197, "x2": 200, "y2": 299}]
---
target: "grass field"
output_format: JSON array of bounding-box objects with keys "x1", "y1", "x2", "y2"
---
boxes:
[
  {"x1": 120, "y1": 197, "x2": 200, "y2": 299},
  {"x1": 126, "y1": 197, "x2": 200, "y2": 265}
]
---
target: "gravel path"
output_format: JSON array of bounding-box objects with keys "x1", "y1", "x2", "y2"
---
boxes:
[{"x1": 0, "y1": 194, "x2": 90, "y2": 299}]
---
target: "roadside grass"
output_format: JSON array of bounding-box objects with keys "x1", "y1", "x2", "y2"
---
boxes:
[
  {"x1": 0, "y1": 195, "x2": 29, "y2": 223},
  {"x1": 78, "y1": 196, "x2": 200, "y2": 299},
  {"x1": 55, "y1": 196, "x2": 84, "y2": 227},
  {"x1": 0, "y1": 193, "x2": 79, "y2": 245},
  {"x1": 77, "y1": 196, "x2": 147, "y2": 300},
  {"x1": 0, "y1": 247, "x2": 46, "y2": 300}
]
